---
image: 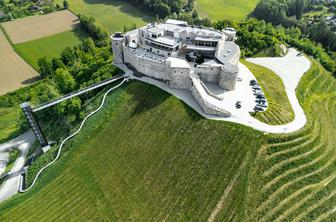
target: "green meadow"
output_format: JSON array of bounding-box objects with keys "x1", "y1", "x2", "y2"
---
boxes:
[
  {"x1": 14, "y1": 27, "x2": 88, "y2": 70},
  {"x1": 195, "y1": 0, "x2": 259, "y2": 21},
  {"x1": 56, "y1": 0, "x2": 153, "y2": 33}
]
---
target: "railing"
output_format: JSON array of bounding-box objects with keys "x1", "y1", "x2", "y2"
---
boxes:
[{"x1": 32, "y1": 75, "x2": 125, "y2": 112}]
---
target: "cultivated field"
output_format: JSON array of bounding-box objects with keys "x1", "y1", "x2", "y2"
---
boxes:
[
  {"x1": 0, "y1": 82, "x2": 263, "y2": 221},
  {"x1": 195, "y1": 0, "x2": 260, "y2": 21},
  {"x1": 14, "y1": 27, "x2": 89, "y2": 70},
  {"x1": 0, "y1": 30, "x2": 38, "y2": 96},
  {"x1": 1, "y1": 10, "x2": 79, "y2": 44},
  {"x1": 242, "y1": 60, "x2": 294, "y2": 125},
  {"x1": 55, "y1": 0, "x2": 152, "y2": 33}
]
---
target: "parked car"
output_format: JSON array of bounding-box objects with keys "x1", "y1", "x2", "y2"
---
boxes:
[
  {"x1": 250, "y1": 80, "x2": 258, "y2": 85},
  {"x1": 256, "y1": 99, "x2": 267, "y2": 104},
  {"x1": 254, "y1": 106, "x2": 264, "y2": 112},
  {"x1": 256, "y1": 94, "x2": 265, "y2": 99}
]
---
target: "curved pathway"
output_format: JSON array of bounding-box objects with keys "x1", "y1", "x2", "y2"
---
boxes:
[
  {"x1": 19, "y1": 78, "x2": 127, "y2": 193},
  {"x1": 117, "y1": 48, "x2": 311, "y2": 134}
]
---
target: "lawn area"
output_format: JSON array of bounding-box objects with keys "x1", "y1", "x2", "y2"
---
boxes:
[
  {"x1": 0, "y1": 81, "x2": 264, "y2": 221},
  {"x1": 242, "y1": 60, "x2": 294, "y2": 125},
  {"x1": 57, "y1": 0, "x2": 153, "y2": 34},
  {"x1": 195, "y1": 0, "x2": 260, "y2": 21},
  {"x1": 14, "y1": 26, "x2": 89, "y2": 70}
]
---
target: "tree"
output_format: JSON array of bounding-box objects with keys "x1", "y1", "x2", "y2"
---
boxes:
[
  {"x1": 81, "y1": 38, "x2": 96, "y2": 54},
  {"x1": 38, "y1": 57, "x2": 53, "y2": 77},
  {"x1": 192, "y1": 10, "x2": 198, "y2": 19},
  {"x1": 63, "y1": 0, "x2": 69, "y2": 9},
  {"x1": 51, "y1": 58, "x2": 66, "y2": 71},
  {"x1": 54, "y1": 68, "x2": 76, "y2": 93},
  {"x1": 61, "y1": 47, "x2": 76, "y2": 65}
]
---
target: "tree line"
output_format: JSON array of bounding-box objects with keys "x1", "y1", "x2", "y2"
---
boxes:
[{"x1": 252, "y1": 0, "x2": 336, "y2": 52}]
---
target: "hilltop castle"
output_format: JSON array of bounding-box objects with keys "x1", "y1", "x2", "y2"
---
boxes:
[{"x1": 112, "y1": 19, "x2": 240, "y2": 116}]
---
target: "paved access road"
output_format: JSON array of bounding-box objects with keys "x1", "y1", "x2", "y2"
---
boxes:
[{"x1": 117, "y1": 48, "x2": 311, "y2": 134}]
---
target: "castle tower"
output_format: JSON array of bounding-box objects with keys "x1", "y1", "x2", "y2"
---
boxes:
[
  {"x1": 111, "y1": 32, "x2": 124, "y2": 64},
  {"x1": 222, "y1": 28, "x2": 237, "y2": 42},
  {"x1": 219, "y1": 64, "x2": 239, "y2": 91}
]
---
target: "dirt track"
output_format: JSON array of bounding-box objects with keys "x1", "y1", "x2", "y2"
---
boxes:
[
  {"x1": 0, "y1": 30, "x2": 38, "y2": 95},
  {"x1": 1, "y1": 10, "x2": 79, "y2": 44}
]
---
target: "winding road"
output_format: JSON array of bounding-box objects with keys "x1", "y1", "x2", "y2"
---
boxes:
[{"x1": 118, "y1": 48, "x2": 311, "y2": 134}]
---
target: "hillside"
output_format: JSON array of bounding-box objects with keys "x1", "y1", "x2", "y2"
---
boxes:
[
  {"x1": 0, "y1": 81, "x2": 263, "y2": 221},
  {"x1": 0, "y1": 56, "x2": 335, "y2": 220}
]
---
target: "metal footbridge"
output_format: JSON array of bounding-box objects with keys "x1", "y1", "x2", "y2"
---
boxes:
[{"x1": 20, "y1": 74, "x2": 126, "y2": 148}]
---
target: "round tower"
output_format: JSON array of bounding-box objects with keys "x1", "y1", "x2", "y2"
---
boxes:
[
  {"x1": 222, "y1": 28, "x2": 237, "y2": 42},
  {"x1": 111, "y1": 32, "x2": 124, "y2": 64},
  {"x1": 219, "y1": 64, "x2": 239, "y2": 91}
]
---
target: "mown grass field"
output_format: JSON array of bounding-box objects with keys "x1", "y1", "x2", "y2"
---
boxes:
[
  {"x1": 56, "y1": 0, "x2": 153, "y2": 33},
  {"x1": 1, "y1": 10, "x2": 80, "y2": 44},
  {"x1": 242, "y1": 60, "x2": 294, "y2": 125},
  {"x1": 245, "y1": 59, "x2": 336, "y2": 221},
  {"x1": 195, "y1": 0, "x2": 259, "y2": 21},
  {"x1": 14, "y1": 27, "x2": 89, "y2": 70},
  {"x1": 0, "y1": 81, "x2": 264, "y2": 221}
]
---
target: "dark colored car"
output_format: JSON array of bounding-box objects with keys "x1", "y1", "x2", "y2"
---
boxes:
[
  {"x1": 186, "y1": 52, "x2": 204, "y2": 64},
  {"x1": 254, "y1": 106, "x2": 264, "y2": 112}
]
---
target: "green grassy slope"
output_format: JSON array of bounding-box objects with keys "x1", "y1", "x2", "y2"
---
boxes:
[
  {"x1": 242, "y1": 60, "x2": 294, "y2": 125},
  {"x1": 195, "y1": 0, "x2": 259, "y2": 21},
  {"x1": 14, "y1": 27, "x2": 89, "y2": 70},
  {"x1": 245, "y1": 59, "x2": 336, "y2": 221},
  {"x1": 57, "y1": 0, "x2": 153, "y2": 34},
  {"x1": 0, "y1": 81, "x2": 263, "y2": 221}
]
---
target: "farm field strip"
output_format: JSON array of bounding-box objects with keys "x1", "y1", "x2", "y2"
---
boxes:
[
  {"x1": 0, "y1": 30, "x2": 38, "y2": 95},
  {"x1": 1, "y1": 10, "x2": 79, "y2": 44}
]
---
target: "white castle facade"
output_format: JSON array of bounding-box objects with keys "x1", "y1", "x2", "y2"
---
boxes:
[{"x1": 112, "y1": 19, "x2": 241, "y2": 116}]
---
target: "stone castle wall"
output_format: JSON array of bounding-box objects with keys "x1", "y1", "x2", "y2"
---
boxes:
[
  {"x1": 169, "y1": 66, "x2": 191, "y2": 90},
  {"x1": 122, "y1": 44, "x2": 169, "y2": 81},
  {"x1": 196, "y1": 64, "x2": 222, "y2": 83}
]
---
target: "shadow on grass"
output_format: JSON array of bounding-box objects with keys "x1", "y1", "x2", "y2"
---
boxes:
[
  {"x1": 21, "y1": 76, "x2": 41, "y2": 85},
  {"x1": 125, "y1": 81, "x2": 170, "y2": 116},
  {"x1": 70, "y1": 25, "x2": 91, "y2": 41},
  {"x1": 124, "y1": 81, "x2": 203, "y2": 122},
  {"x1": 181, "y1": 101, "x2": 203, "y2": 122}
]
